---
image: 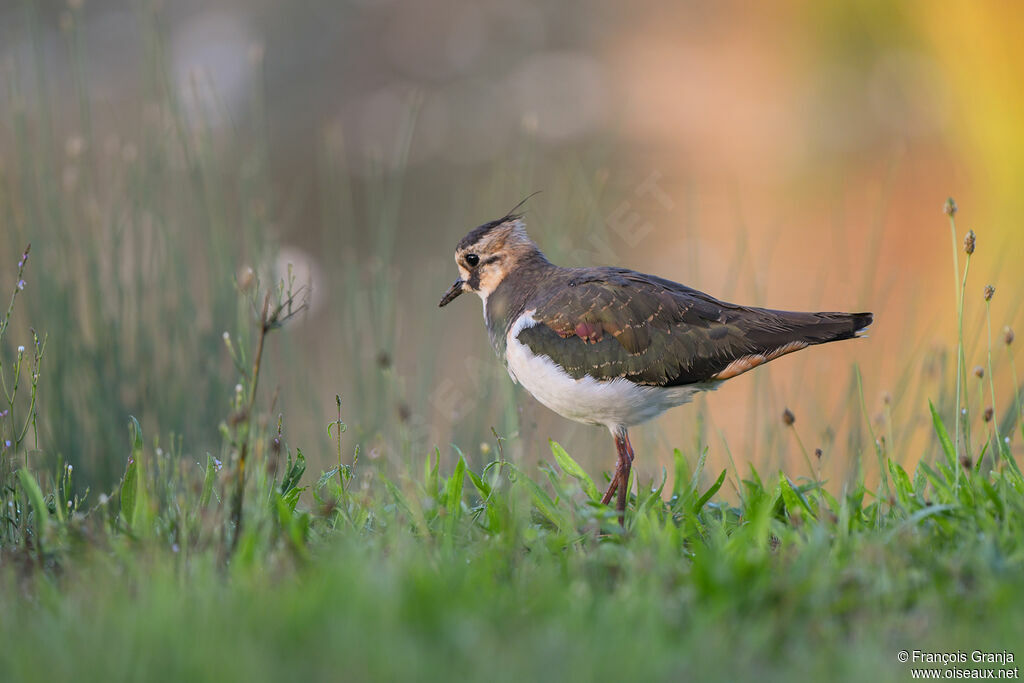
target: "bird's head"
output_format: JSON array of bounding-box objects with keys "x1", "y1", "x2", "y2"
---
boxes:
[{"x1": 439, "y1": 207, "x2": 543, "y2": 307}]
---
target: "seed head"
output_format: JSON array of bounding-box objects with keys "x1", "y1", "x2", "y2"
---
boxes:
[
  {"x1": 963, "y1": 230, "x2": 975, "y2": 255},
  {"x1": 1005, "y1": 326, "x2": 1015, "y2": 346},
  {"x1": 974, "y1": 366, "x2": 984, "y2": 379},
  {"x1": 943, "y1": 197, "x2": 958, "y2": 216},
  {"x1": 814, "y1": 448, "x2": 823, "y2": 460},
  {"x1": 782, "y1": 408, "x2": 795, "y2": 426},
  {"x1": 959, "y1": 455, "x2": 972, "y2": 472},
  {"x1": 237, "y1": 266, "x2": 256, "y2": 292},
  {"x1": 984, "y1": 285, "x2": 995, "y2": 301},
  {"x1": 984, "y1": 407, "x2": 994, "y2": 423}
]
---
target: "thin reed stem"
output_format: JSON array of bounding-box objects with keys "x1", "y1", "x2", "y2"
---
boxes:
[
  {"x1": 856, "y1": 365, "x2": 889, "y2": 504},
  {"x1": 947, "y1": 209, "x2": 965, "y2": 470},
  {"x1": 785, "y1": 420, "x2": 816, "y2": 483},
  {"x1": 984, "y1": 299, "x2": 1001, "y2": 464},
  {"x1": 229, "y1": 294, "x2": 270, "y2": 557},
  {"x1": 1011, "y1": 351, "x2": 1023, "y2": 441},
  {"x1": 954, "y1": 249, "x2": 972, "y2": 481}
]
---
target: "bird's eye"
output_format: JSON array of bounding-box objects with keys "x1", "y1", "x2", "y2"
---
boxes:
[{"x1": 465, "y1": 253, "x2": 480, "y2": 267}]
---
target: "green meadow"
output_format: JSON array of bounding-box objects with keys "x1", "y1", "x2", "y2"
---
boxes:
[{"x1": 2, "y1": 4, "x2": 1023, "y2": 682}]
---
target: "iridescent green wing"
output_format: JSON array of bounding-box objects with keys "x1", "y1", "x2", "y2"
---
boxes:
[{"x1": 517, "y1": 268, "x2": 866, "y2": 386}]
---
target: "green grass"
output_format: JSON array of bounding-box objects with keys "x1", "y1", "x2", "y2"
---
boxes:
[
  {"x1": 1, "y1": 267, "x2": 1023, "y2": 681},
  {"x1": 1, "y1": 394, "x2": 1023, "y2": 682},
  {"x1": 3, "y1": 5, "x2": 1024, "y2": 682}
]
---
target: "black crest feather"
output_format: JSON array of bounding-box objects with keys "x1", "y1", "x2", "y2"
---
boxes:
[{"x1": 457, "y1": 192, "x2": 542, "y2": 251}]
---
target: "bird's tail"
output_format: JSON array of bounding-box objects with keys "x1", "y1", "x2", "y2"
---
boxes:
[
  {"x1": 785, "y1": 310, "x2": 874, "y2": 346},
  {"x1": 849, "y1": 312, "x2": 874, "y2": 338},
  {"x1": 703, "y1": 308, "x2": 873, "y2": 382}
]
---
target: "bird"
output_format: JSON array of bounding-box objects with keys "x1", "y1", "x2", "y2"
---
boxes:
[{"x1": 439, "y1": 205, "x2": 872, "y2": 524}]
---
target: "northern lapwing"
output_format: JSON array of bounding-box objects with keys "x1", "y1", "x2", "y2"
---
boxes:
[{"x1": 439, "y1": 207, "x2": 872, "y2": 524}]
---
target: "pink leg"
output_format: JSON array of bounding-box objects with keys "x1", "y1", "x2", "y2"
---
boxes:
[
  {"x1": 600, "y1": 430, "x2": 635, "y2": 525},
  {"x1": 616, "y1": 432, "x2": 635, "y2": 525}
]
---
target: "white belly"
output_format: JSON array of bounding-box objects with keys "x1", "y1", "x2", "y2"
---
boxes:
[{"x1": 504, "y1": 311, "x2": 716, "y2": 432}]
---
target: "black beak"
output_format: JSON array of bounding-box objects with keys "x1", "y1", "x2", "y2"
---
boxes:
[{"x1": 438, "y1": 279, "x2": 465, "y2": 307}]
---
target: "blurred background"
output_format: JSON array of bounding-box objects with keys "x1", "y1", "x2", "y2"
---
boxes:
[{"x1": 1, "y1": 0, "x2": 1022, "y2": 493}]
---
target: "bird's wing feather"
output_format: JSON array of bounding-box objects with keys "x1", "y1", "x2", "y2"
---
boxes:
[{"x1": 516, "y1": 268, "x2": 867, "y2": 386}]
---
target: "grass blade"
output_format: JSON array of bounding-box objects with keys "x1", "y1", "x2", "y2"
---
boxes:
[
  {"x1": 694, "y1": 470, "x2": 727, "y2": 513},
  {"x1": 929, "y1": 400, "x2": 957, "y2": 467},
  {"x1": 444, "y1": 455, "x2": 467, "y2": 534},
  {"x1": 550, "y1": 440, "x2": 599, "y2": 502},
  {"x1": 18, "y1": 468, "x2": 51, "y2": 544}
]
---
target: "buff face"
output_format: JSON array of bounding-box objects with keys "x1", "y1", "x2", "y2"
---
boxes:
[{"x1": 438, "y1": 219, "x2": 533, "y2": 306}]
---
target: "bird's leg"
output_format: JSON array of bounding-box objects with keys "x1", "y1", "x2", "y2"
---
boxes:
[
  {"x1": 598, "y1": 464, "x2": 614, "y2": 507},
  {"x1": 600, "y1": 430, "x2": 635, "y2": 525},
  {"x1": 600, "y1": 463, "x2": 619, "y2": 506},
  {"x1": 615, "y1": 431, "x2": 635, "y2": 525},
  {"x1": 600, "y1": 433, "x2": 625, "y2": 505}
]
